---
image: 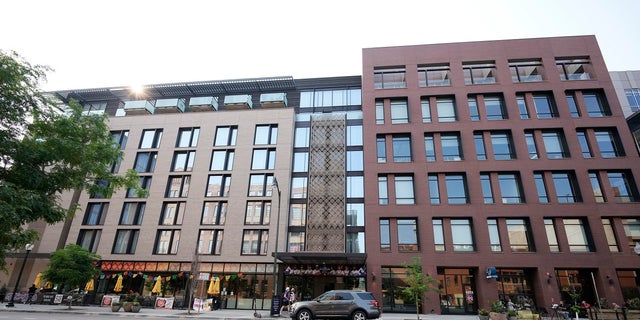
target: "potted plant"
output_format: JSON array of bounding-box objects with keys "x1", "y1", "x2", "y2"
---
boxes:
[
  {"x1": 507, "y1": 309, "x2": 518, "y2": 320},
  {"x1": 111, "y1": 301, "x2": 121, "y2": 312},
  {"x1": 131, "y1": 299, "x2": 141, "y2": 313},
  {"x1": 479, "y1": 308, "x2": 490, "y2": 320},
  {"x1": 489, "y1": 300, "x2": 507, "y2": 320}
]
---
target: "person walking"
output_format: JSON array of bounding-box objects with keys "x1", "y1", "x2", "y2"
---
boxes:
[
  {"x1": 279, "y1": 287, "x2": 290, "y2": 315},
  {"x1": 26, "y1": 284, "x2": 37, "y2": 304}
]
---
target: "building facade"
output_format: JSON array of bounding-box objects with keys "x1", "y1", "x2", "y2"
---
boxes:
[
  {"x1": 610, "y1": 70, "x2": 640, "y2": 118},
  {"x1": 1, "y1": 35, "x2": 639, "y2": 314}
]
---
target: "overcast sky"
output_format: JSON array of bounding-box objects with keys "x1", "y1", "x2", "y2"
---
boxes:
[{"x1": 3, "y1": 0, "x2": 640, "y2": 91}]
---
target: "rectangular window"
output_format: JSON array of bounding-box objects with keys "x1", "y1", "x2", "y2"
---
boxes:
[
  {"x1": 377, "y1": 135, "x2": 386, "y2": 163},
  {"x1": 112, "y1": 229, "x2": 139, "y2": 254},
  {"x1": 126, "y1": 176, "x2": 151, "y2": 198},
  {"x1": 214, "y1": 126, "x2": 238, "y2": 146},
  {"x1": 517, "y1": 95, "x2": 529, "y2": 119},
  {"x1": 245, "y1": 201, "x2": 271, "y2": 225},
  {"x1": 424, "y1": 134, "x2": 435, "y2": 162},
  {"x1": 177, "y1": 127, "x2": 199, "y2": 147},
  {"x1": 566, "y1": 93, "x2": 581, "y2": 117},
  {"x1": 120, "y1": 202, "x2": 145, "y2": 225},
  {"x1": 288, "y1": 231, "x2": 305, "y2": 252},
  {"x1": 534, "y1": 172, "x2": 549, "y2": 203},
  {"x1": 625, "y1": 88, "x2": 640, "y2": 112},
  {"x1": 291, "y1": 177, "x2": 308, "y2": 198},
  {"x1": 491, "y1": 131, "x2": 515, "y2": 160},
  {"x1": 506, "y1": 219, "x2": 533, "y2": 252},
  {"x1": 171, "y1": 151, "x2": 196, "y2": 172},
  {"x1": 241, "y1": 230, "x2": 268, "y2": 255},
  {"x1": 468, "y1": 96, "x2": 480, "y2": 121},
  {"x1": 392, "y1": 134, "x2": 412, "y2": 162},
  {"x1": 210, "y1": 150, "x2": 234, "y2": 171},
  {"x1": 552, "y1": 172, "x2": 580, "y2": 203},
  {"x1": 475, "y1": 132, "x2": 487, "y2": 160},
  {"x1": 594, "y1": 129, "x2": 625, "y2": 158},
  {"x1": 451, "y1": 219, "x2": 474, "y2": 252},
  {"x1": 395, "y1": 175, "x2": 415, "y2": 205},
  {"x1": 295, "y1": 127, "x2": 310, "y2": 147},
  {"x1": 436, "y1": 97, "x2": 457, "y2": 122},
  {"x1": 83, "y1": 202, "x2": 108, "y2": 225},
  {"x1": 380, "y1": 219, "x2": 391, "y2": 252},
  {"x1": 77, "y1": 229, "x2": 101, "y2": 253},
  {"x1": 346, "y1": 203, "x2": 364, "y2": 227},
  {"x1": 589, "y1": 172, "x2": 606, "y2": 203},
  {"x1": 398, "y1": 219, "x2": 419, "y2": 251},
  {"x1": 293, "y1": 152, "x2": 309, "y2": 172},
  {"x1": 577, "y1": 130, "x2": 592, "y2": 158},
  {"x1": 480, "y1": 174, "x2": 494, "y2": 204},
  {"x1": 154, "y1": 230, "x2": 180, "y2": 254},
  {"x1": 557, "y1": 57, "x2": 591, "y2": 81},
  {"x1": 602, "y1": 218, "x2": 619, "y2": 252},
  {"x1": 622, "y1": 218, "x2": 640, "y2": 251},
  {"x1": 290, "y1": 203, "x2": 306, "y2": 227},
  {"x1": 463, "y1": 61, "x2": 497, "y2": 84},
  {"x1": 429, "y1": 174, "x2": 440, "y2": 205},
  {"x1": 139, "y1": 129, "x2": 162, "y2": 148},
  {"x1": 205, "y1": 175, "x2": 231, "y2": 197},
  {"x1": 201, "y1": 201, "x2": 227, "y2": 225},
  {"x1": 347, "y1": 125, "x2": 363, "y2": 146},
  {"x1": 421, "y1": 98, "x2": 432, "y2": 122},
  {"x1": 544, "y1": 219, "x2": 560, "y2": 252},
  {"x1": 374, "y1": 66, "x2": 406, "y2": 89},
  {"x1": 510, "y1": 59, "x2": 543, "y2": 82},
  {"x1": 607, "y1": 171, "x2": 639, "y2": 202},
  {"x1": 446, "y1": 174, "x2": 468, "y2": 204},
  {"x1": 487, "y1": 219, "x2": 501, "y2": 252},
  {"x1": 348, "y1": 176, "x2": 364, "y2": 198},
  {"x1": 418, "y1": 64, "x2": 450, "y2": 87},
  {"x1": 375, "y1": 100, "x2": 385, "y2": 124},
  {"x1": 197, "y1": 230, "x2": 223, "y2": 255},
  {"x1": 166, "y1": 175, "x2": 190, "y2": 198},
  {"x1": 347, "y1": 232, "x2": 364, "y2": 253},
  {"x1": 134, "y1": 152, "x2": 157, "y2": 172},
  {"x1": 160, "y1": 202, "x2": 185, "y2": 225},
  {"x1": 533, "y1": 93, "x2": 558, "y2": 119},
  {"x1": 499, "y1": 173, "x2": 523, "y2": 204},
  {"x1": 484, "y1": 95, "x2": 507, "y2": 120},
  {"x1": 110, "y1": 130, "x2": 129, "y2": 173},
  {"x1": 563, "y1": 218, "x2": 592, "y2": 252},
  {"x1": 525, "y1": 131, "x2": 539, "y2": 159},
  {"x1": 378, "y1": 175, "x2": 388, "y2": 205},
  {"x1": 390, "y1": 99, "x2": 409, "y2": 124},
  {"x1": 583, "y1": 92, "x2": 611, "y2": 117},
  {"x1": 542, "y1": 131, "x2": 569, "y2": 159},
  {"x1": 254, "y1": 124, "x2": 278, "y2": 145},
  {"x1": 441, "y1": 133, "x2": 463, "y2": 161},
  {"x1": 248, "y1": 174, "x2": 274, "y2": 197},
  {"x1": 433, "y1": 218, "x2": 445, "y2": 251},
  {"x1": 251, "y1": 148, "x2": 276, "y2": 170}
]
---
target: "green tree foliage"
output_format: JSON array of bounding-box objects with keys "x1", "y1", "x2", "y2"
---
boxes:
[
  {"x1": 42, "y1": 244, "x2": 100, "y2": 292},
  {"x1": 0, "y1": 50, "x2": 141, "y2": 270},
  {"x1": 399, "y1": 257, "x2": 440, "y2": 320}
]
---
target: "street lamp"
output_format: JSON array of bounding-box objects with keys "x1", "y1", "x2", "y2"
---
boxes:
[
  {"x1": 7, "y1": 243, "x2": 34, "y2": 307},
  {"x1": 270, "y1": 176, "x2": 282, "y2": 317}
]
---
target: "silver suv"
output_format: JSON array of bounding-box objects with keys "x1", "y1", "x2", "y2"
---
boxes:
[{"x1": 289, "y1": 290, "x2": 381, "y2": 320}]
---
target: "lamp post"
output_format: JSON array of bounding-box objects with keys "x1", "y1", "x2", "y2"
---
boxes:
[
  {"x1": 270, "y1": 176, "x2": 282, "y2": 317},
  {"x1": 7, "y1": 243, "x2": 34, "y2": 307}
]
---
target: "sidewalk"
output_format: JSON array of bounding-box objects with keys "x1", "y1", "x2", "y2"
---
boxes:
[{"x1": 0, "y1": 302, "x2": 478, "y2": 320}]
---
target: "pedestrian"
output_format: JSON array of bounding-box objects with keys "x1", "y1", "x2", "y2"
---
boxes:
[
  {"x1": 27, "y1": 284, "x2": 36, "y2": 304},
  {"x1": 279, "y1": 287, "x2": 290, "y2": 315}
]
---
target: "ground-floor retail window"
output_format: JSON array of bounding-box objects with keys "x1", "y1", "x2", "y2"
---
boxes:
[
  {"x1": 496, "y1": 268, "x2": 535, "y2": 309},
  {"x1": 616, "y1": 270, "x2": 640, "y2": 302},
  {"x1": 381, "y1": 267, "x2": 418, "y2": 313},
  {"x1": 438, "y1": 268, "x2": 476, "y2": 315}
]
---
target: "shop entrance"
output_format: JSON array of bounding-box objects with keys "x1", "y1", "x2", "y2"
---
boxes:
[{"x1": 438, "y1": 268, "x2": 477, "y2": 315}]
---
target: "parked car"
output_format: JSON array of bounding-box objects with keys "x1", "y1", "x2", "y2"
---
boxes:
[{"x1": 289, "y1": 290, "x2": 381, "y2": 320}]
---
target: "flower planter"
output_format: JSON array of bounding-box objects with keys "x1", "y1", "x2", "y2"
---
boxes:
[
  {"x1": 123, "y1": 302, "x2": 133, "y2": 312},
  {"x1": 111, "y1": 304, "x2": 121, "y2": 312},
  {"x1": 131, "y1": 304, "x2": 141, "y2": 313}
]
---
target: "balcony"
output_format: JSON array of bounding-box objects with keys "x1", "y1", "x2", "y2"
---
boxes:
[
  {"x1": 154, "y1": 98, "x2": 186, "y2": 113},
  {"x1": 124, "y1": 100, "x2": 155, "y2": 115},
  {"x1": 223, "y1": 94, "x2": 253, "y2": 110},
  {"x1": 188, "y1": 96, "x2": 218, "y2": 112},
  {"x1": 260, "y1": 93, "x2": 288, "y2": 108}
]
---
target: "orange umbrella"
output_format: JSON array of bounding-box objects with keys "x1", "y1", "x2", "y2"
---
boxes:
[
  {"x1": 152, "y1": 276, "x2": 162, "y2": 294},
  {"x1": 85, "y1": 278, "x2": 95, "y2": 291},
  {"x1": 114, "y1": 275, "x2": 123, "y2": 292},
  {"x1": 33, "y1": 272, "x2": 43, "y2": 288}
]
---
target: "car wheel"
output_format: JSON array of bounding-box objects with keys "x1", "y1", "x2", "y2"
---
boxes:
[
  {"x1": 352, "y1": 310, "x2": 367, "y2": 320},
  {"x1": 297, "y1": 309, "x2": 313, "y2": 320}
]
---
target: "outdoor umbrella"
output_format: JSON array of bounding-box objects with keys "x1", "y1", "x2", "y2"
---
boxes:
[
  {"x1": 44, "y1": 281, "x2": 53, "y2": 290},
  {"x1": 85, "y1": 278, "x2": 94, "y2": 291},
  {"x1": 33, "y1": 272, "x2": 42, "y2": 288},
  {"x1": 152, "y1": 276, "x2": 162, "y2": 294},
  {"x1": 207, "y1": 277, "x2": 220, "y2": 295},
  {"x1": 114, "y1": 275, "x2": 123, "y2": 293}
]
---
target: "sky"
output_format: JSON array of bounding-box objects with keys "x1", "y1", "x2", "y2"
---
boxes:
[{"x1": 3, "y1": 0, "x2": 640, "y2": 91}]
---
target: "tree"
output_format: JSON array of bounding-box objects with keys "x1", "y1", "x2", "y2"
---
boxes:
[
  {"x1": 399, "y1": 257, "x2": 440, "y2": 320},
  {"x1": 0, "y1": 50, "x2": 141, "y2": 270},
  {"x1": 42, "y1": 244, "x2": 100, "y2": 292}
]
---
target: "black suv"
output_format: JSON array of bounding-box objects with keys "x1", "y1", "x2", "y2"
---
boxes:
[{"x1": 289, "y1": 290, "x2": 381, "y2": 320}]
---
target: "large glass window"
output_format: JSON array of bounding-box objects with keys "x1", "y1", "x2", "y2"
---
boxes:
[
  {"x1": 347, "y1": 232, "x2": 365, "y2": 253},
  {"x1": 625, "y1": 88, "x2": 640, "y2": 112},
  {"x1": 288, "y1": 231, "x2": 305, "y2": 252},
  {"x1": 533, "y1": 94, "x2": 558, "y2": 119},
  {"x1": 201, "y1": 201, "x2": 227, "y2": 225},
  {"x1": 120, "y1": 202, "x2": 145, "y2": 225},
  {"x1": 463, "y1": 61, "x2": 497, "y2": 84},
  {"x1": 291, "y1": 177, "x2": 308, "y2": 198},
  {"x1": 583, "y1": 92, "x2": 611, "y2": 117},
  {"x1": 77, "y1": 229, "x2": 101, "y2": 253},
  {"x1": 251, "y1": 148, "x2": 276, "y2": 170},
  {"x1": 525, "y1": 131, "x2": 539, "y2": 159},
  {"x1": 392, "y1": 134, "x2": 412, "y2": 162},
  {"x1": 241, "y1": 230, "x2": 268, "y2": 255},
  {"x1": 346, "y1": 203, "x2": 365, "y2": 227},
  {"x1": 134, "y1": 152, "x2": 157, "y2": 172},
  {"x1": 468, "y1": 96, "x2": 480, "y2": 121},
  {"x1": 566, "y1": 93, "x2": 581, "y2": 118},
  {"x1": 563, "y1": 218, "x2": 592, "y2": 252},
  {"x1": 480, "y1": 174, "x2": 494, "y2": 204},
  {"x1": 491, "y1": 131, "x2": 515, "y2": 160},
  {"x1": 484, "y1": 95, "x2": 507, "y2": 120},
  {"x1": 111, "y1": 130, "x2": 129, "y2": 173},
  {"x1": 576, "y1": 130, "x2": 592, "y2": 158},
  {"x1": 378, "y1": 176, "x2": 388, "y2": 205},
  {"x1": 429, "y1": 174, "x2": 440, "y2": 205},
  {"x1": 377, "y1": 135, "x2": 386, "y2": 163},
  {"x1": 475, "y1": 133, "x2": 487, "y2": 160},
  {"x1": 375, "y1": 100, "x2": 385, "y2": 124},
  {"x1": 488, "y1": 219, "x2": 501, "y2": 252},
  {"x1": 171, "y1": 151, "x2": 196, "y2": 172},
  {"x1": 294, "y1": 127, "x2": 310, "y2": 147},
  {"x1": 166, "y1": 175, "x2": 190, "y2": 198},
  {"x1": 421, "y1": 98, "x2": 432, "y2": 123},
  {"x1": 446, "y1": 174, "x2": 468, "y2": 204},
  {"x1": 621, "y1": 218, "x2": 640, "y2": 251},
  {"x1": 347, "y1": 125, "x2": 363, "y2": 146},
  {"x1": 83, "y1": 203, "x2": 108, "y2": 225},
  {"x1": 510, "y1": 59, "x2": 543, "y2": 82},
  {"x1": 542, "y1": 131, "x2": 569, "y2": 159},
  {"x1": 245, "y1": 201, "x2": 271, "y2": 225},
  {"x1": 177, "y1": 127, "x2": 199, "y2": 147},
  {"x1": 154, "y1": 230, "x2": 180, "y2": 254},
  {"x1": 506, "y1": 219, "x2": 533, "y2": 252},
  {"x1": 544, "y1": 219, "x2": 560, "y2": 252},
  {"x1": 418, "y1": 64, "x2": 450, "y2": 87},
  {"x1": 601, "y1": 218, "x2": 619, "y2": 252},
  {"x1": 499, "y1": 173, "x2": 523, "y2": 204},
  {"x1": 197, "y1": 230, "x2": 223, "y2": 255},
  {"x1": 210, "y1": 150, "x2": 234, "y2": 171},
  {"x1": 397, "y1": 219, "x2": 419, "y2": 251},
  {"x1": 607, "y1": 171, "x2": 639, "y2": 202},
  {"x1": 395, "y1": 175, "x2": 415, "y2": 205},
  {"x1": 433, "y1": 219, "x2": 445, "y2": 251},
  {"x1": 380, "y1": 219, "x2": 390, "y2": 252},
  {"x1": 534, "y1": 173, "x2": 549, "y2": 203},
  {"x1": 390, "y1": 99, "x2": 409, "y2": 124},
  {"x1": 205, "y1": 175, "x2": 231, "y2": 197},
  {"x1": 293, "y1": 152, "x2": 309, "y2": 172},
  {"x1": 517, "y1": 95, "x2": 529, "y2": 119},
  {"x1": 290, "y1": 203, "x2": 306, "y2": 227},
  {"x1": 254, "y1": 124, "x2": 278, "y2": 145},
  {"x1": 248, "y1": 174, "x2": 274, "y2": 197},
  {"x1": 347, "y1": 176, "x2": 364, "y2": 198},
  {"x1": 441, "y1": 133, "x2": 463, "y2": 161},
  {"x1": 451, "y1": 219, "x2": 474, "y2": 251},
  {"x1": 436, "y1": 97, "x2": 457, "y2": 122},
  {"x1": 214, "y1": 126, "x2": 238, "y2": 146},
  {"x1": 556, "y1": 57, "x2": 591, "y2": 80},
  {"x1": 126, "y1": 176, "x2": 151, "y2": 198},
  {"x1": 112, "y1": 229, "x2": 139, "y2": 254},
  {"x1": 299, "y1": 88, "x2": 361, "y2": 107},
  {"x1": 160, "y1": 202, "x2": 185, "y2": 225},
  {"x1": 589, "y1": 172, "x2": 605, "y2": 203},
  {"x1": 552, "y1": 172, "x2": 580, "y2": 203},
  {"x1": 594, "y1": 129, "x2": 624, "y2": 158},
  {"x1": 424, "y1": 134, "x2": 435, "y2": 162},
  {"x1": 139, "y1": 129, "x2": 162, "y2": 148},
  {"x1": 374, "y1": 66, "x2": 406, "y2": 89}
]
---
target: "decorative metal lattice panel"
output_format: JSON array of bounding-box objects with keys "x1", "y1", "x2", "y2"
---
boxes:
[{"x1": 306, "y1": 114, "x2": 346, "y2": 252}]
